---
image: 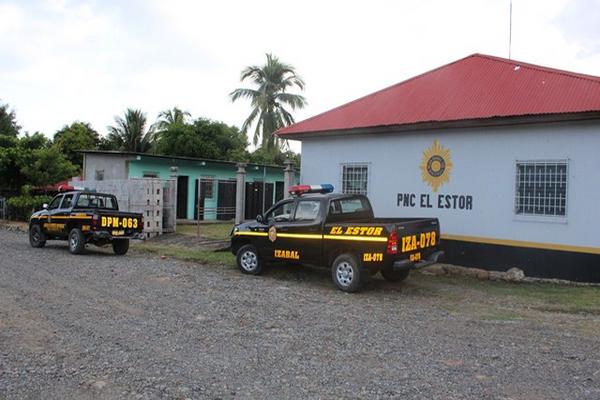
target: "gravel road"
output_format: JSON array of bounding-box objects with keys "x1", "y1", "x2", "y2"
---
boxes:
[{"x1": 1, "y1": 229, "x2": 599, "y2": 400}]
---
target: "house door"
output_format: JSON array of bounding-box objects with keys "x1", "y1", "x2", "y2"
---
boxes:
[
  {"x1": 217, "y1": 180, "x2": 236, "y2": 220},
  {"x1": 177, "y1": 176, "x2": 189, "y2": 219}
]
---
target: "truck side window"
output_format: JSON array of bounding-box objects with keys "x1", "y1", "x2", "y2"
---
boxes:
[
  {"x1": 47, "y1": 195, "x2": 62, "y2": 210},
  {"x1": 76, "y1": 194, "x2": 90, "y2": 207},
  {"x1": 60, "y1": 194, "x2": 74, "y2": 209},
  {"x1": 266, "y1": 201, "x2": 294, "y2": 223},
  {"x1": 327, "y1": 197, "x2": 372, "y2": 222},
  {"x1": 104, "y1": 196, "x2": 117, "y2": 210},
  {"x1": 339, "y1": 198, "x2": 366, "y2": 213},
  {"x1": 294, "y1": 200, "x2": 320, "y2": 221}
]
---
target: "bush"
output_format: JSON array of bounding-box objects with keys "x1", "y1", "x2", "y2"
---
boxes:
[{"x1": 6, "y1": 194, "x2": 52, "y2": 221}]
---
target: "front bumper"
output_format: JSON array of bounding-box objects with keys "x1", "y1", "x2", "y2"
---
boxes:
[{"x1": 392, "y1": 250, "x2": 444, "y2": 271}]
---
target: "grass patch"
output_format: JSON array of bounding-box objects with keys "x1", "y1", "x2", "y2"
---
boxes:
[
  {"x1": 418, "y1": 273, "x2": 600, "y2": 315},
  {"x1": 176, "y1": 223, "x2": 234, "y2": 240},
  {"x1": 133, "y1": 242, "x2": 235, "y2": 266}
]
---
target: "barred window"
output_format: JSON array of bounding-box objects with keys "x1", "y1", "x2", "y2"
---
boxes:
[
  {"x1": 201, "y1": 177, "x2": 215, "y2": 199},
  {"x1": 341, "y1": 163, "x2": 369, "y2": 195},
  {"x1": 515, "y1": 160, "x2": 568, "y2": 217}
]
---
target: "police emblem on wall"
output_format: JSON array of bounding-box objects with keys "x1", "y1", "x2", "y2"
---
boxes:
[
  {"x1": 420, "y1": 139, "x2": 452, "y2": 192},
  {"x1": 268, "y1": 226, "x2": 277, "y2": 242}
]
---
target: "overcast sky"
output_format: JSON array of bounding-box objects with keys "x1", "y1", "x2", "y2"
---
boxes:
[{"x1": 1, "y1": 0, "x2": 599, "y2": 152}]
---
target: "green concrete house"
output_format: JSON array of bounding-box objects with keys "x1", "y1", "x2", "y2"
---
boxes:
[{"x1": 81, "y1": 150, "x2": 294, "y2": 221}]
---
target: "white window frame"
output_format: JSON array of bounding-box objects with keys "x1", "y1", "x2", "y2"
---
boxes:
[
  {"x1": 513, "y1": 159, "x2": 569, "y2": 224},
  {"x1": 340, "y1": 162, "x2": 370, "y2": 195}
]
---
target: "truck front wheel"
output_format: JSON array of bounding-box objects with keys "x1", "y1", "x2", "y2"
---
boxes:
[
  {"x1": 68, "y1": 228, "x2": 86, "y2": 254},
  {"x1": 380, "y1": 267, "x2": 410, "y2": 282},
  {"x1": 236, "y1": 244, "x2": 263, "y2": 275},
  {"x1": 112, "y1": 239, "x2": 130, "y2": 255},
  {"x1": 331, "y1": 253, "x2": 363, "y2": 293},
  {"x1": 29, "y1": 225, "x2": 46, "y2": 248}
]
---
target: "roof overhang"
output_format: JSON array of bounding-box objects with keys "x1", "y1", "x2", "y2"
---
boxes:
[{"x1": 277, "y1": 111, "x2": 600, "y2": 140}]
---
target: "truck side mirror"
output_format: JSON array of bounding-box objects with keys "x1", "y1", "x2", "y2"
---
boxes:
[
  {"x1": 256, "y1": 214, "x2": 263, "y2": 223},
  {"x1": 42, "y1": 203, "x2": 48, "y2": 209}
]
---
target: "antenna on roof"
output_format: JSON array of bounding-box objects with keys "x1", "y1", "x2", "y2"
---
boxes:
[{"x1": 508, "y1": 0, "x2": 513, "y2": 59}]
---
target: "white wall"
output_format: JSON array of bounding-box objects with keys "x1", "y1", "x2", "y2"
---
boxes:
[
  {"x1": 84, "y1": 154, "x2": 136, "y2": 181},
  {"x1": 300, "y1": 121, "x2": 600, "y2": 248}
]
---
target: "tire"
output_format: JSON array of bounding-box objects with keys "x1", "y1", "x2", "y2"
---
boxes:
[
  {"x1": 68, "y1": 228, "x2": 86, "y2": 254},
  {"x1": 112, "y1": 239, "x2": 130, "y2": 255},
  {"x1": 29, "y1": 225, "x2": 46, "y2": 248},
  {"x1": 331, "y1": 253, "x2": 363, "y2": 293},
  {"x1": 380, "y1": 266, "x2": 410, "y2": 282},
  {"x1": 236, "y1": 244, "x2": 263, "y2": 275}
]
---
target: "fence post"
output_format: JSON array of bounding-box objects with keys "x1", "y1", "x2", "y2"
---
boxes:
[
  {"x1": 170, "y1": 166, "x2": 178, "y2": 232},
  {"x1": 235, "y1": 163, "x2": 246, "y2": 225},
  {"x1": 283, "y1": 159, "x2": 296, "y2": 199}
]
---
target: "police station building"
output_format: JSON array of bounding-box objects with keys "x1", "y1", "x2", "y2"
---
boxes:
[{"x1": 277, "y1": 54, "x2": 600, "y2": 282}]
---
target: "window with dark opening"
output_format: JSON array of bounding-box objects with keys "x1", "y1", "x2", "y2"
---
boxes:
[
  {"x1": 340, "y1": 163, "x2": 369, "y2": 195},
  {"x1": 202, "y1": 177, "x2": 215, "y2": 199},
  {"x1": 515, "y1": 160, "x2": 568, "y2": 217}
]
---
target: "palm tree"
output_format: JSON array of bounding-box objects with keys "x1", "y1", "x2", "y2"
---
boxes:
[
  {"x1": 155, "y1": 107, "x2": 191, "y2": 131},
  {"x1": 230, "y1": 53, "x2": 306, "y2": 151},
  {"x1": 107, "y1": 109, "x2": 154, "y2": 152}
]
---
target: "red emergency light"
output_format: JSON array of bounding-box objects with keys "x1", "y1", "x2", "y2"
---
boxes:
[{"x1": 288, "y1": 184, "x2": 334, "y2": 196}]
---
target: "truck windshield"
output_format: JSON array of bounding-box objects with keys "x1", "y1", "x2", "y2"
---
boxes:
[{"x1": 75, "y1": 194, "x2": 118, "y2": 210}]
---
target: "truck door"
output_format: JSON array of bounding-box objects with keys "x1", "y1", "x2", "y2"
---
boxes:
[
  {"x1": 55, "y1": 193, "x2": 74, "y2": 237},
  {"x1": 45, "y1": 194, "x2": 64, "y2": 236},
  {"x1": 273, "y1": 198, "x2": 323, "y2": 265},
  {"x1": 263, "y1": 200, "x2": 295, "y2": 261}
]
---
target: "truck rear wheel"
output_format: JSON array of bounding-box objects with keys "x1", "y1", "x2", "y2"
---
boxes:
[
  {"x1": 236, "y1": 244, "x2": 263, "y2": 275},
  {"x1": 29, "y1": 225, "x2": 46, "y2": 248},
  {"x1": 380, "y1": 267, "x2": 410, "y2": 282},
  {"x1": 112, "y1": 239, "x2": 130, "y2": 255},
  {"x1": 331, "y1": 253, "x2": 363, "y2": 293},
  {"x1": 68, "y1": 228, "x2": 86, "y2": 254}
]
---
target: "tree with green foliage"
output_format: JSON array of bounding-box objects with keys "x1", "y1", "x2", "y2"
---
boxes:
[
  {"x1": 54, "y1": 122, "x2": 100, "y2": 167},
  {"x1": 155, "y1": 117, "x2": 248, "y2": 160},
  {"x1": 0, "y1": 133, "x2": 49, "y2": 191},
  {"x1": 230, "y1": 53, "x2": 306, "y2": 151},
  {"x1": 0, "y1": 132, "x2": 76, "y2": 191},
  {"x1": 107, "y1": 109, "x2": 154, "y2": 152},
  {"x1": 248, "y1": 147, "x2": 300, "y2": 168},
  {"x1": 0, "y1": 101, "x2": 20, "y2": 138},
  {"x1": 97, "y1": 135, "x2": 120, "y2": 151},
  {"x1": 155, "y1": 107, "x2": 191, "y2": 132},
  {"x1": 16, "y1": 132, "x2": 50, "y2": 150},
  {"x1": 6, "y1": 185, "x2": 52, "y2": 220},
  {"x1": 20, "y1": 146, "x2": 78, "y2": 187}
]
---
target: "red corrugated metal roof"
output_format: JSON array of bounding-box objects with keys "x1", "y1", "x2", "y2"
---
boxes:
[{"x1": 277, "y1": 53, "x2": 600, "y2": 137}]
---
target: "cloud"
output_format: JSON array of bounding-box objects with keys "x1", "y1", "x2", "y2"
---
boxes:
[
  {"x1": 0, "y1": 0, "x2": 599, "y2": 152},
  {"x1": 554, "y1": 0, "x2": 600, "y2": 56}
]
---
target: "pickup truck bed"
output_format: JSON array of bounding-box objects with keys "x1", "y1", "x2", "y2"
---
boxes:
[{"x1": 231, "y1": 190, "x2": 443, "y2": 292}]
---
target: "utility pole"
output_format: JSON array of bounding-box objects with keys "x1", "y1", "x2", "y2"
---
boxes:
[{"x1": 509, "y1": 0, "x2": 513, "y2": 59}]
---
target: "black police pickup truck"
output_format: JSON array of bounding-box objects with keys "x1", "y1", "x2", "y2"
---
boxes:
[
  {"x1": 231, "y1": 184, "x2": 443, "y2": 292},
  {"x1": 29, "y1": 191, "x2": 143, "y2": 255}
]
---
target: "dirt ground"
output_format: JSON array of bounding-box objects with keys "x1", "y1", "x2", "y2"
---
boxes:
[{"x1": 1, "y1": 228, "x2": 599, "y2": 399}]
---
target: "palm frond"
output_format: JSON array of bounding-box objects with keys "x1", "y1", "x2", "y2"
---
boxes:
[
  {"x1": 275, "y1": 93, "x2": 307, "y2": 110},
  {"x1": 231, "y1": 53, "x2": 306, "y2": 153},
  {"x1": 229, "y1": 88, "x2": 261, "y2": 103}
]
